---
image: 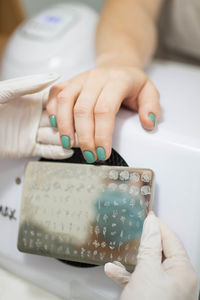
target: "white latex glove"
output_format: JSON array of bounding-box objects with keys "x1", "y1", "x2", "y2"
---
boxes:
[
  {"x1": 105, "y1": 213, "x2": 199, "y2": 300},
  {"x1": 0, "y1": 74, "x2": 74, "y2": 159}
]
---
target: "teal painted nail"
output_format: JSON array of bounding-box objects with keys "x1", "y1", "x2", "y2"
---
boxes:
[
  {"x1": 49, "y1": 115, "x2": 57, "y2": 127},
  {"x1": 84, "y1": 150, "x2": 95, "y2": 164},
  {"x1": 148, "y1": 113, "x2": 156, "y2": 127},
  {"x1": 97, "y1": 147, "x2": 106, "y2": 161},
  {"x1": 61, "y1": 136, "x2": 71, "y2": 149}
]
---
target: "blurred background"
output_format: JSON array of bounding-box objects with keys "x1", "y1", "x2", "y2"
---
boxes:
[
  {"x1": 0, "y1": 0, "x2": 199, "y2": 67},
  {"x1": 0, "y1": 0, "x2": 104, "y2": 63},
  {"x1": 23, "y1": 0, "x2": 104, "y2": 15}
]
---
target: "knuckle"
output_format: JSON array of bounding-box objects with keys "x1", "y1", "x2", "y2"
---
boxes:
[
  {"x1": 56, "y1": 83, "x2": 80, "y2": 105},
  {"x1": 56, "y1": 92, "x2": 67, "y2": 104},
  {"x1": 94, "y1": 103, "x2": 114, "y2": 116},
  {"x1": 110, "y1": 70, "x2": 124, "y2": 80},
  {"x1": 88, "y1": 68, "x2": 101, "y2": 79},
  {"x1": 74, "y1": 103, "x2": 92, "y2": 116},
  {"x1": 49, "y1": 84, "x2": 64, "y2": 97},
  {"x1": 109, "y1": 69, "x2": 132, "y2": 82},
  {"x1": 79, "y1": 138, "x2": 91, "y2": 146}
]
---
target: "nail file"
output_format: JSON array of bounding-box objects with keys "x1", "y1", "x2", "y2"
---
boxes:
[{"x1": 18, "y1": 162, "x2": 154, "y2": 270}]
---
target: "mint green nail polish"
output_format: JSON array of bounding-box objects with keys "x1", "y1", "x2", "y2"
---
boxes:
[
  {"x1": 50, "y1": 115, "x2": 57, "y2": 127},
  {"x1": 148, "y1": 113, "x2": 156, "y2": 127},
  {"x1": 97, "y1": 147, "x2": 106, "y2": 161},
  {"x1": 84, "y1": 150, "x2": 95, "y2": 164},
  {"x1": 61, "y1": 136, "x2": 71, "y2": 149}
]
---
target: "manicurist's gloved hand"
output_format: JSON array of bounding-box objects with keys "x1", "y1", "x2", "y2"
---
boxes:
[
  {"x1": 105, "y1": 212, "x2": 199, "y2": 300},
  {"x1": 0, "y1": 73, "x2": 74, "y2": 159}
]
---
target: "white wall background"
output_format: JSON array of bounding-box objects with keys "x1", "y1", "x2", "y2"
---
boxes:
[{"x1": 22, "y1": 0, "x2": 104, "y2": 16}]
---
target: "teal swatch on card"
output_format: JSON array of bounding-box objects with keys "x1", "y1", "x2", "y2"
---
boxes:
[{"x1": 95, "y1": 190, "x2": 145, "y2": 244}]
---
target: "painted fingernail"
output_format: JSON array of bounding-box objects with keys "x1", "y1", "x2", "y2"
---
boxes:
[
  {"x1": 49, "y1": 115, "x2": 57, "y2": 127},
  {"x1": 84, "y1": 150, "x2": 95, "y2": 164},
  {"x1": 148, "y1": 113, "x2": 156, "y2": 127},
  {"x1": 97, "y1": 147, "x2": 106, "y2": 161},
  {"x1": 61, "y1": 136, "x2": 71, "y2": 149}
]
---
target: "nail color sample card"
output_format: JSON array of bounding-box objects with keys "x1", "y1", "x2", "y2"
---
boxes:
[{"x1": 18, "y1": 162, "x2": 154, "y2": 270}]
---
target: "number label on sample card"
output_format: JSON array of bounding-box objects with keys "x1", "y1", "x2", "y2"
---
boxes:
[{"x1": 18, "y1": 162, "x2": 154, "y2": 270}]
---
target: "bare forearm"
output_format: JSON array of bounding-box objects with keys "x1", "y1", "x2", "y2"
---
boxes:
[{"x1": 96, "y1": 0, "x2": 164, "y2": 67}]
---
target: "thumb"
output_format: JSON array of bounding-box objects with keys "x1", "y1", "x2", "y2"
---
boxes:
[
  {"x1": 137, "y1": 212, "x2": 162, "y2": 265},
  {"x1": 104, "y1": 261, "x2": 131, "y2": 286},
  {"x1": 0, "y1": 73, "x2": 59, "y2": 104}
]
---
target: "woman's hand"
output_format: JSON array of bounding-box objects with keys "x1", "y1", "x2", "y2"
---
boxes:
[
  {"x1": 105, "y1": 213, "x2": 199, "y2": 300},
  {"x1": 46, "y1": 66, "x2": 161, "y2": 163}
]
